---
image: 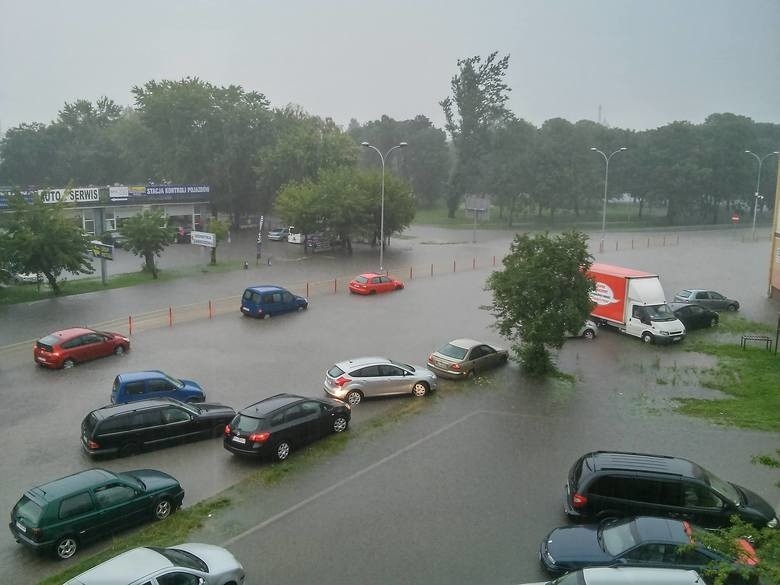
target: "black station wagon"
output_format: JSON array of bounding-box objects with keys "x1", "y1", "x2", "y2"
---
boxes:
[
  {"x1": 224, "y1": 393, "x2": 350, "y2": 461},
  {"x1": 82, "y1": 398, "x2": 236, "y2": 458},
  {"x1": 9, "y1": 468, "x2": 184, "y2": 559}
]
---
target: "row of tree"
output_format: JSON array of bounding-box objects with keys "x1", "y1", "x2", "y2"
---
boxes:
[{"x1": 2, "y1": 57, "x2": 780, "y2": 231}]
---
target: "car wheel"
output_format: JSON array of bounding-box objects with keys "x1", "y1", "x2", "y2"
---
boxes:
[
  {"x1": 333, "y1": 416, "x2": 348, "y2": 433},
  {"x1": 727, "y1": 304, "x2": 738, "y2": 312},
  {"x1": 113, "y1": 345, "x2": 126, "y2": 356},
  {"x1": 62, "y1": 358, "x2": 76, "y2": 369},
  {"x1": 345, "y1": 390, "x2": 362, "y2": 406},
  {"x1": 55, "y1": 535, "x2": 78, "y2": 560},
  {"x1": 583, "y1": 329, "x2": 596, "y2": 340},
  {"x1": 274, "y1": 440, "x2": 291, "y2": 461},
  {"x1": 153, "y1": 497, "x2": 173, "y2": 520},
  {"x1": 395, "y1": 285, "x2": 403, "y2": 290},
  {"x1": 370, "y1": 290, "x2": 377, "y2": 295},
  {"x1": 596, "y1": 511, "x2": 622, "y2": 524},
  {"x1": 262, "y1": 313, "x2": 271, "y2": 319},
  {"x1": 119, "y1": 442, "x2": 139, "y2": 458},
  {"x1": 709, "y1": 316, "x2": 719, "y2": 327},
  {"x1": 297, "y1": 305, "x2": 305, "y2": 312},
  {"x1": 411, "y1": 382, "x2": 428, "y2": 397},
  {"x1": 641, "y1": 332, "x2": 654, "y2": 344}
]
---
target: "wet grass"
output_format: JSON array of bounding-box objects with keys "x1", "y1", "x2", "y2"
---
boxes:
[
  {"x1": 672, "y1": 339, "x2": 780, "y2": 431},
  {"x1": 37, "y1": 497, "x2": 231, "y2": 585}
]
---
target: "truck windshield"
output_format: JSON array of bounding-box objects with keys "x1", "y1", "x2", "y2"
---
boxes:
[{"x1": 645, "y1": 304, "x2": 677, "y2": 321}]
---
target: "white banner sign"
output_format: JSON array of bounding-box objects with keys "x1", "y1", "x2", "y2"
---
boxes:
[
  {"x1": 190, "y1": 231, "x2": 216, "y2": 248},
  {"x1": 109, "y1": 186, "x2": 129, "y2": 201},
  {"x1": 38, "y1": 188, "x2": 100, "y2": 204}
]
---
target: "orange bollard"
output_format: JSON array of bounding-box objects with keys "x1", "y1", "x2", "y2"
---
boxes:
[
  {"x1": 473, "y1": 257, "x2": 476, "y2": 270},
  {"x1": 430, "y1": 263, "x2": 434, "y2": 277},
  {"x1": 453, "y1": 260, "x2": 456, "y2": 273},
  {"x1": 334, "y1": 278, "x2": 337, "y2": 293},
  {"x1": 169, "y1": 307, "x2": 173, "y2": 327},
  {"x1": 208, "y1": 300, "x2": 213, "y2": 319},
  {"x1": 128, "y1": 315, "x2": 133, "y2": 336},
  {"x1": 409, "y1": 266, "x2": 413, "y2": 280},
  {"x1": 306, "y1": 282, "x2": 309, "y2": 297},
  {"x1": 493, "y1": 255, "x2": 496, "y2": 266}
]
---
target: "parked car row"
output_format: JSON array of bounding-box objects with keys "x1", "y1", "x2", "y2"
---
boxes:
[{"x1": 532, "y1": 450, "x2": 777, "y2": 584}]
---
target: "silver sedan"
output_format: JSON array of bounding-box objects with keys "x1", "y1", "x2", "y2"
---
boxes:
[
  {"x1": 427, "y1": 338, "x2": 509, "y2": 379},
  {"x1": 324, "y1": 357, "x2": 438, "y2": 406},
  {"x1": 63, "y1": 542, "x2": 245, "y2": 585}
]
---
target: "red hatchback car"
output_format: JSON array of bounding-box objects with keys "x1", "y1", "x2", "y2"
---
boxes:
[
  {"x1": 34, "y1": 328, "x2": 130, "y2": 369},
  {"x1": 348, "y1": 273, "x2": 404, "y2": 295}
]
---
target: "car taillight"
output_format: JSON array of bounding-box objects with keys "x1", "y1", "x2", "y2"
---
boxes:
[
  {"x1": 87, "y1": 440, "x2": 100, "y2": 450},
  {"x1": 451, "y1": 363, "x2": 461, "y2": 370},
  {"x1": 427, "y1": 354, "x2": 434, "y2": 361},
  {"x1": 572, "y1": 492, "x2": 587, "y2": 508},
  {"x1": 30, "y1": 527, "x2": 43, "y2": 542},
  {"x1": 224, "y1": 425, "x2": 231, "y2": 435},
  {"x1": 335, "y1": 376, "x2": 351, "y2": 387},
  {"x1": 249, "y1": 432, "x2": 270, "y2": 443}
]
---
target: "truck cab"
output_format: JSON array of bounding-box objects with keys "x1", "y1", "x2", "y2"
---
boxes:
[{"x1": 627, "y1": 302, "x2": 685, "y2": 344}]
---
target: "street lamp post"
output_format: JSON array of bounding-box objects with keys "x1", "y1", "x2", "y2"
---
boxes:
[
  {"x1": 745, "y1": 150, "x2": 780, "y2": 240},
  {"x1": 361, "y1": 141, "x2": 408, "y2": 272},
  {"x1": 590, "y1": 147, "x2": 627, "y2": 253}
]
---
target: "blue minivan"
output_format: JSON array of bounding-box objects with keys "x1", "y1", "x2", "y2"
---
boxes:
[
  {"x1": 240, "y1": 285, "x2": 308, "y2": 318},
  {"x1": 111, "y1": 371, "x2": 206, "y2": 404}
]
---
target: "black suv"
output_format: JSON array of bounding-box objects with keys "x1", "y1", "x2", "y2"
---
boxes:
[
  {"x1": 564, "y1": 451, "x2": 778, "y2": 529},
  {"x1": 224, "y1": 394, "x2": 350, "y2": 461},
  {"x1": 82, "y1": 398, "x2": 235, "y2": 458}
]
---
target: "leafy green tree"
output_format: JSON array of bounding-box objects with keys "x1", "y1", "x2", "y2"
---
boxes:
[
  {"x1": 441, "y1": 52, "x2": 512, "y2": 217},
  {"x1": 485, "y1": 118, "x2": 536, "y2": 225},
  {"x1": 486, "y1": 231, "x2": 593, "y2": 376},
  {"x1": 0, "y1": 193, "x2": 94, "y2": 294},
  {"x1": 0, "y1": 123, "x2": 60, "y2": 186},
  {"x1": 205, "y1": 217, "x2": 229, "y2": 265},
  {"x1": 120, "y1": 209, "x2": 175, "y2": 278}
]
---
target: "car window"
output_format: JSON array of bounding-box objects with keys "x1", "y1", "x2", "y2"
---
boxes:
[
  {"x1": 300, "y1": 401, "x2": 321, "y2": 416},
  {"x1": 148, "y1": 379, "x2": 172, "y2": 393},
  {"x1": 161, "y1": 407, "x2": 190, "y2": 424},
  {"x1": 61, "y1": 337, "x2": 82, "y2": 349},
  {"x1": 355, "y1": 275, "x2": 368, "y2": 284},
  {"x1": 273, "y1": 293, "x2": 283, "y2": 303},
  {"x1": 683, "y1": 482, "x2": 722, "y2": 508},
  {"x1": 380, "y1": 276, "x2": 391, "y2": 283},
  {"x1": 100, "y1": 413, "x2": 134, "y2": 433},
  {"x1": 242, "y1": 289, "x2": 253, "y2": 300},
  {"x1": 282, "y1": 292, "x2": 293, "y2": 303},
  {"x1": 157, "y1": 572, "x2": 201, "y2": 585},
  {"x1": 695, "y1": 291, "x2": 709, "y2": 299},
  {"x1": 328, "y1": 365, "x2": 345, "y2": 377},
  {"x1": 59, "y1": 492, "x2": 94, "y2": 519},
  {"x1": 94, "y1": 484, "x2": 136, "y2": 508},
  {"x1": 624, "y1": 543, "x2": 665, "y2": 562},
  {"x1": 688, "y1": 306, "x2": 703, "y2": 314},
  {"x1": 124, "y1": 381, "x2": 146, "y2": 396},
  {"x1": 371, "y1": 277, "x2": 381, "y2": 284},
  {"x1": 262, "y1": 294, "x2": 275, "y2": 303},
  {"x1": 14, "y1": 497, "x2": 43, "y2": 524},
  {"x1": 151, "y1": 547, "x2": 208, "y2": 571},
  {"x1": 284, "y1": 405, "x2": 305, "y2": 422},
  {"x1": 379, "y1": 364, "x2": 405, "y2": 377},
  {"x1": 352, "y1": 365, "x2": 380, "y2": 377},
  {"x1": 270, "y1": 412, "x2": 285, "y2": 427},
  {"x1": 81, "y1": 333, "x2": 103, "y2": 344},
  {"x1": 601, "y1": 519, "x2": 639, "y2": 555},
  {"x1": 710, "y1": 292, "x2": 724, "y2": 300}
]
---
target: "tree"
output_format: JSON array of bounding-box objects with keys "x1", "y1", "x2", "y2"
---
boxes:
[
  {"x1": 486, "y1": 231, "x2": 593, "y2": 376},
  {"x1": 120, "y1": 209, "x2": 175, "y2": 278},
  {"x1": 441, "y1": 52, "x2": 512, "y2": 217},
  {"x1": 205, "y1": 217, "x2": 229, "y2": 265},
  {"x1": 485, "y1": 117, "x2": 536, "y2": 225},
  {"x1": 0, "y1": 193, "x2": 94, "y2": 294}
]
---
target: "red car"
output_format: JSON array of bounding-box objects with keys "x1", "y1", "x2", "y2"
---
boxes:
[
  {"x1": 348, "y1": 273, "x2": 405, "y2": 295},
  {"x1": 34, "y1": 327, "x2": 130, "y2": 369}
]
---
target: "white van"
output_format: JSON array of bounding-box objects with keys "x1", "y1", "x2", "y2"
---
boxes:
[
  {"x1": 521, "y1": 567, "x2": 704, "y2": 585},
  {"x1": 287, "y1": 225, "x2": 303, "y2": 244}
]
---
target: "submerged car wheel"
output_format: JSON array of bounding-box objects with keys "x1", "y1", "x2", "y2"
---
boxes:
[
  {"x1": 275, "y1": 440, "x2": 291, "y2": 461},
  {"x1": 62, "y1": 358, "x2": 76, "y2": 369},
  {"x1": 411, "y1": 382, "x2": 428, "y2": 397},
  {"x1": 119, "y1": 442, "x2": 139, "y2": 457},
  {"x1": 583, "y1": 329, "x2": 596, "y2": 340},
  {"x1": 641, "y1": 332, "x2": 654, "y2": 344},
  {"x1": 153, "y1": 498, "x2": 173, "y2": 520},
  {"x1": 345, "y1": 390, "x2": 362, "y2": 406},
  {"x1": 727, "y1": 304, "x2": 738, "y2": 312},
  {"x1": 55, "y1": 535, "x2": 78, "y2": 560},
  {"x1": 114, "y1": 345, "x2": 126, "y2": 356},
  {"x1": 709, "y1": 316, "x2": 719, "y2": 327},
  {"x1": 333, "y1": 416, "x2": 348, "y2": 433}
]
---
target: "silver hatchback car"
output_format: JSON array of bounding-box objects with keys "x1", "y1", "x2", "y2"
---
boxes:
[
  {"x1": 324, "y1": 357, "x2": 438, "y2": 406},
  {"x1": 427, "y1": 338, "x2": 509, "y2": 379}
]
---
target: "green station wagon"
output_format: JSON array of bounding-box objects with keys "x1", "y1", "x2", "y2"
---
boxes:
[{"x1": 9, "y1": 468, "x2": 184, "y2": 559}]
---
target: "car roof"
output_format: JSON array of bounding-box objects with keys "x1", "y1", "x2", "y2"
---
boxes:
[
  {"x1": 335, "y1": 356, "x2": 392, "y2": 369},
  {"x1": 358, "y1": 272, "x2": 381, "y2": 278},
  {"x1": 91, "y1": 398, "x2": 188, "y2": 419},
  {"x1": 116, "y1": 370, "x2": 168, "y2": 382},
  {"x1": 39, "y1": 327, "x2": 94, "y2": 341},
  {"x1": 579, "y1": 567, "x2": 703, "y2": 584},
  {"x1": 445, "y1": 338, "x2": 484, "y2": 350},
  {"x1": 245, "y1": 285, "x2": 286, "y2": 293},
  {"x1": 28, "y1": 469, "x2": 118, "y2": 501},
  {"x1": 65, "y1": 547, "x2": 172, "y2": 584},
  {"x1": 631, "y1": 516, "x2": 689, "y2": 545},
  {"x1": 239, "y1": 393, "x2": 307, "y2": 417},
  {"x1": 669, "y1": 302, "x2": 710, "y2": 311},
  {"x1": 585, "y1": 451, "x2": 704, "y2": 479}
]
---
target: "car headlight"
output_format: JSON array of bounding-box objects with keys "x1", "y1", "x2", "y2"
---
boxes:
[
  {"x1": 768, "y1": 517, "x2": 778, "y2": 528},
  {"x1": 660, "y1": 330, "x2": 669, "y2": 335},
  {"x1": 544, "y1": 550, "x2": 555, "y2": 565}
]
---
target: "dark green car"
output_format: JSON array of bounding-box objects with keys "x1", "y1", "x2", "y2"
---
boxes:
[{"x1": 9, "y1": 468, "x2": 184, "y2": 559}]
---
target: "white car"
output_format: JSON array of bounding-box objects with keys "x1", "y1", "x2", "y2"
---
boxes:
[
  {"x1": 62, "y1": 542, "x2": 245, "y2": 585},
  {"x1": 574, "y1": 319, "x2": 598, "y2": 340},
  {"x1": 267, "y1": 227, "x2": 290, "y2": 241},
  {"x1": 1, "y1": 269, "x2": 42, "y2": 284},
  {"x1": 519, "y1": 567, "x2": 704, "y2": 585}
]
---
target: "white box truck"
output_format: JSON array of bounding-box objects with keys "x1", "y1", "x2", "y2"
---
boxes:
[{"x1": 588, "y1": 263, "x2": 686, "y2": 344}]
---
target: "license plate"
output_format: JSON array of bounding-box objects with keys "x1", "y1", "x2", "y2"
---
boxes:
[
  {"x1": 15, "y1": 521, "x2": 26, "y2": 533},
  {"x1": 232, "y1": 436, "x2": 246, "y2": 444},
  {"x1": 241, "y1": 307, "x2": 249, "y2": 313},
  {"x1": 673, "y1": 336, "x2": 682, "y2": 341}
]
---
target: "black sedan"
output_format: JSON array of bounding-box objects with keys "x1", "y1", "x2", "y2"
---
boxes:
[
  {"x1": 224, "y1": 393, "x2": 350, "y2": 461},
  {"x1": 670, "y1": 302, "x2": 719, "y2": 330},
  {"x1": 539, "y1": 517, "x2": 757, "y2": 582}
]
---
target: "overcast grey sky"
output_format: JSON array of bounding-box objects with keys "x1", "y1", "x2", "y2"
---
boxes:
[{"x1": 1, "y1": 0, "x2": 779, "y2": 133}]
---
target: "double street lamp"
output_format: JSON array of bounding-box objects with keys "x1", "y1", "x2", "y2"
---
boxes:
[
  {"x1": 590, "y1": 146, "x2": 627, "y2": 252},
  {"x1": 744, "y1": 150, "x2": 780, "y2": 240},
  {"x1": 361, "y1": 141, "x2": 408, "y2": 272}
]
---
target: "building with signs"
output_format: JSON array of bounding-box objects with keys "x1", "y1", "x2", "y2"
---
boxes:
[{"x1": 0, "y1": 184, "x2": 211, "y2": 237}]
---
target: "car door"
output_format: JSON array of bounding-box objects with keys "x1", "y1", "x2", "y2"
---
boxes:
[
  {"x1": 92, "y1": 482, "x2": 148, "y2": 534},
  {"x1": 156, "y1": 406, "x2": 197, "y2": 445},
  {"x1": 280, "y1": 403, "x2": 317, "y2": 446},
  {"x1": 55, "y1": 491, "x2": 102, "y2": 544},
  {"x1": 621, "y1": 542, "x2": 668, "y2": 568},
  {"x1": 296, "y1": 400, "x2": 328, "y2": 442},
  {"x1": 146, "y1": 377, "x2": 177, "y2": 400},
  {"x1": 475, "y1": 345, "x2": 500, "y2": 370},
  {"x1": 370, "y1": 276, "x2": 382, "y2": 293},
  {"x1": 694, "y1": 291, "x2": 711, "y2": 309},
  {"x1": 81, "y1": 332, "x2": 111, "y2": 360},
  {"x1": 377, "y1": 363, "x2": 411, "y2": 395},
  {"x1": 682, "y1": 481, "x2": 730, "y2": 528},
  {"x1": 156, "y1": 573, "x2": 202, "y2": 585},
  {"x1": 350, "y1": 365, "x2": 382, "y2": 397},
  {"x1": 707, "y1": 291, "x2": 727, "y2": 310},
  {"x1": 379, "y1": 276, "x2": 394, "y2": 292},
  {"x1": 281, "y1": 291, "x2": 295, "y2": 313},
  {"x1": 61, "y1": 336, "x2": 88, "y2": 362}
]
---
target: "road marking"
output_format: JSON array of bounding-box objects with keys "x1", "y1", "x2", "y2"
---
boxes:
[{"x1": 222, "y1": 410, "x2": 481, "y2": 547}]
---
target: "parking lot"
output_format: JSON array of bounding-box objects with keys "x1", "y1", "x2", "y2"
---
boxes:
[{"x1": 1, "y1": 227, "x2": 778, "y2": 584}]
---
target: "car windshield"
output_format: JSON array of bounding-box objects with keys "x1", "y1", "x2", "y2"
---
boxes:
[
  {"x1": 37, "y1": 334, "x2": 60, "y2": 347},
  {"x1": 645, "y1": 303, "x2": 677, "y2": 322},
  {"x1": 354, "y1": 275, "x2": 368, "y2": 283},
  {"x1": 151, "y1": 547, "x2": 209, "y2": 572},
  {"x1": 436, "y1": 343, "x2": 469, "y2": 360},
  {"x1": 14, "y1": 497, "x2": 43, "y2": 524},
  {"x1": 328, "y1": 365, "x2": 345, "y2": 377},
  {"x1": 702, "y1": 468, "x2": 741, "y2": 506},
  {"x1": 390, "y1": 359, "x2": 414, "y2": 372},
  {"x1": 118, "y1": 473, "x2": 145, "y2": 491},
  {"x1": 163, "y1": 373, "x2": 185, "y2": 389},
  {"x1": 600, "y1": 518, "x2": 639, "y2": 555}
]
